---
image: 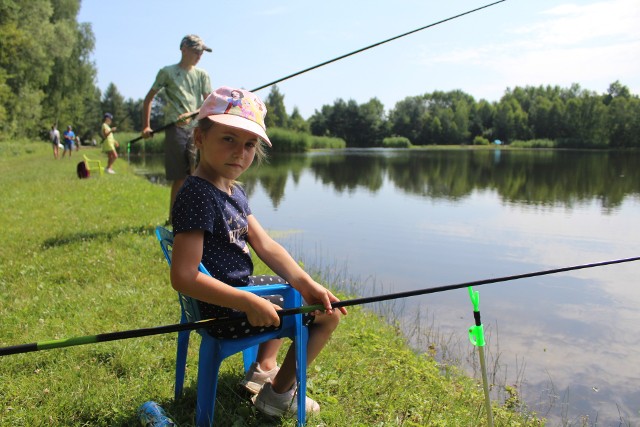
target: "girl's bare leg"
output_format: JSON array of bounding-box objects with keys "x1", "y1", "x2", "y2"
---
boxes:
[
  {"x1": 271, "y1": 313, "x2": 340, "y2": 393},
  {"x1": 107, "y1": 151, "x2": 118, "y2": 169},
  {"x1": 256, "y1": 338, "x2": 284, "y2": 371}
]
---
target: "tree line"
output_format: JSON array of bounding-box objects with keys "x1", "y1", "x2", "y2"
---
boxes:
[
  {"x1": 298, "y1": 81, "x2": 640, "y2": 148},
  {"x1": 2, "y1": 0, "x2": 638, "y2": 149}
]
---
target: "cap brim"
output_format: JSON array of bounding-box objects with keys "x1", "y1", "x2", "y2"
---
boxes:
[{"x1": 208, "y1": 115, "x2": 272, "y2": 147}]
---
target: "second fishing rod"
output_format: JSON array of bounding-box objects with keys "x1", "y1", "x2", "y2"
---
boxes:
[
  {"x1": 127, "y1": 0, "x2": 506, "y2": 146},
  {"x1": 2, "y1": 255, "x2": 637, "y2": 357}
]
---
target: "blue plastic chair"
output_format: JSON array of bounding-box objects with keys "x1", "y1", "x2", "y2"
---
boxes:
[{"x1": 155, "y1": 226, "x2": 308, "y2": 427}]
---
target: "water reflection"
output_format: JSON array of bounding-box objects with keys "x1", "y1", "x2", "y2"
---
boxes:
[
  {"x1": 132, "y1": 149, "x2": 640, "y2": 209},
  {"x1": 238, "y1": 149, "x2": 639, "y2": 211}
]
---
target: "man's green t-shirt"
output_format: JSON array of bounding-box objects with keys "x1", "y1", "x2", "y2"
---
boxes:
[{"x1": 151, "y1": 64, "x2": 212, "y2": 124}]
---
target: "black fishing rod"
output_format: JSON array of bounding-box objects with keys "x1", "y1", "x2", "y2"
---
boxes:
[
  {"x1": 1, "y1": 255, "x2": 637, "y2": 357},
  {"x1": 127, "y1": 0, "x2": 507, "y2": 145}
]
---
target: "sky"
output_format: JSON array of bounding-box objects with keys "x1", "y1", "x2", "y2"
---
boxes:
[{"x1": 78, "y1": 0, "x2": 640, "y2": 119}]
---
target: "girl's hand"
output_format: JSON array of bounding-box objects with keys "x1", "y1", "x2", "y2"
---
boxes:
[
  {"x1": 299, "y1": 281, "x2": 348, "y2": 316},
  {"x1": 245, "y1": 295, "x2": 281, "y2": 328}
]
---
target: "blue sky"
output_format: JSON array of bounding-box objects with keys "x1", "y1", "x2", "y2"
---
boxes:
[{"x1": 78, "y1": 0, "x2": 639, "y2": 119}]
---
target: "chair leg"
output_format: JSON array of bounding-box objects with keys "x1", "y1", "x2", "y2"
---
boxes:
[
  {"x1": 175, "y1": 329, "x2": 190, "y2": 400},
  {"x1": 242, "y1": 345, "x2": 259, "y2": 372},
  {"x1": 196, "y1": 338, "x2": 223, "y2": 427},
  {"x1": 295, "y1": 314, "x2": 308, "y2": 426}
]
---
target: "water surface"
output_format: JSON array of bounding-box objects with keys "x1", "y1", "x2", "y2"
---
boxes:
[{"x1": 133, "y1": 148, "x2": 640, "y2": 425}]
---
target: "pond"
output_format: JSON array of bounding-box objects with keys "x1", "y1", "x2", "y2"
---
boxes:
[{"x1": 130, "y1": 148, "x2": 640, "y2": 426}]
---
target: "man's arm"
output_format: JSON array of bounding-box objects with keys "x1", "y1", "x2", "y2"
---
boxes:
[{"x1": 141, "y1": 88, "x2": 158, "y2": 138}]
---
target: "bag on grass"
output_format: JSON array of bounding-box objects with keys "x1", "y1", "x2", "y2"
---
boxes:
[{"x1": 76, "y1": 161, "x2": 90, "y2": 179}]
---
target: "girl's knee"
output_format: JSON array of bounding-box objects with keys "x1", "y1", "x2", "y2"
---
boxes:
[{"x1": 316, "y1": 311, "x2": 341, "y2": 332}]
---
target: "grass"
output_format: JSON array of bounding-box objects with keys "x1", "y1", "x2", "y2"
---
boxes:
[
  {"x1": 0, "y1": 140, "x2": 544, "y2": 426},
  {"x1": 510, "y1": 139, "x2": 556, "y2": 149}
]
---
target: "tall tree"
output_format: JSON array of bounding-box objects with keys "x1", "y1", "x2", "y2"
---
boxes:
[
  {"x1": 354, "y1": 97, "x2": 387, "y2": 146},
  {"x1": 289, "y1": 107, "x2": 309, "y2": 133},
  {"x1": 606, "y1": 96, "x2": 640, "y2": 148},
  {"x1": 101, "y1": 83, "x2": 126, "y2": 125},
  {"x1": 43, "y1": 19, "x2": 99, "y2": 140},
  {"x1": 0, "y1": 0, "x2": 61, "y2": 137},
  {"x1": 123, "y1": 98, "x2": 143, "y2": 132},
  {"x1": 563, "y1": 91, "x2": 607, "y2": 147},
  {"x1": 603, "y1": 80, "x2": 631, "y2": 105},
  {"x1": 0, "y1": 0, "x2": 99, "y2": 139},
  {"x1": 388, "y1": 95, "x2": 429, "y2": 145},
  {"x1": 264, "y1": 85, "x2": 288, "y2": 128},
  {"x1": 469, "y1": 99, "x2": 495, "y2": 140}
]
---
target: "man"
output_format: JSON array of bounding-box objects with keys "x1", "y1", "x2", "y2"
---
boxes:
[
  {"x1": 141, "y1": 34, "x2": 212, "y2": 223},
  {"x1": 62, "y1": 125, "x2": 75, "y2": 158}
]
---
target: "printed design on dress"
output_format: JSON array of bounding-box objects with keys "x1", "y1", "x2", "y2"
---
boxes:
[{"x1": 226, "y1": 206, "x2": 250, "y2": 254}]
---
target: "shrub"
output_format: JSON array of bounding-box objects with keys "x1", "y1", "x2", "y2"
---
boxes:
[
  {"x1": 267, "y1": 128, "x2": 346, "y2": 151},
  {"x1": 510, "y1": 138, "x2": 556, "y2": 148},
  {"x1": 309, "y1": 135, "x2": 346, "y2": 149},
  {"x1": 122, "y1": 132, "x2": 165, "y2": 155},
  {"x1": 267, "y1": 127, "x2": 310, "y2": 152},
  {"x1": 382, "y1": 136, "x2": 411, "y2": 148},
  {"x1": 473, "y1": 136, "x2": 491, "y2": 146}
]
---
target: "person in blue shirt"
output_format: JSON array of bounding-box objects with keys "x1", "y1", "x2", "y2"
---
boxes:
[{"x1": 62, "y1": 125, "x2": 75, "y2": 158}]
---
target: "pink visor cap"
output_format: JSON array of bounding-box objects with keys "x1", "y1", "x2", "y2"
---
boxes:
[{"x1": 197, "y1": 86, "x2": 271, "y2": 147}]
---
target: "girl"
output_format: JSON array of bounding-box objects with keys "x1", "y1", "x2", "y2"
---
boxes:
[
  {"x1": 169, "y1": 86, "x2": 346, "y2": 417},
  {"x1": 101, "y1": 113, "x2": 119, "y2": 174}
]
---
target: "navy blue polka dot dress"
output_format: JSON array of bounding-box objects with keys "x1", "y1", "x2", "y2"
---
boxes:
[{"x1": 173, "y1": 176, "x2": 312, "y2": 338}]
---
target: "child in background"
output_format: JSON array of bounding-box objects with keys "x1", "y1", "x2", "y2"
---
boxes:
[
  {"x1": 169, "y1": 86, "x2": 346, "y2": 418},
  {"x1": 101, "y1": 113, "x2": 119, "y2": 174}
]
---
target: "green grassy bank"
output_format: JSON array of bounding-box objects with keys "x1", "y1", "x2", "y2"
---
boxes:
[{"x1": 0, "y1": 141, "x2": 543, "y2": 426}]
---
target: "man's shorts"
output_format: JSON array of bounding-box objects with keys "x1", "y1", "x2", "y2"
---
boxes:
[{"x1": 165, "y1": 125, "x2": 196, "y2": 181}]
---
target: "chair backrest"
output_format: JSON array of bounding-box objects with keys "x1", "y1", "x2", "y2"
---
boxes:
[
  {"x1": 155, "y1": 226, "x2": 204, "y2": 323},
  {"x1": 83, "y1": 155, "x2": 103, "y2": 176}
]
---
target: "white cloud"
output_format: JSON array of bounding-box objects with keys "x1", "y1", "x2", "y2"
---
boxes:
[
  {"x1": 428, "y1": 0, "x2": 640, "y2": 96},
  {"x1": 527, "y1": 0, "x2": 640, "y2": 45}
]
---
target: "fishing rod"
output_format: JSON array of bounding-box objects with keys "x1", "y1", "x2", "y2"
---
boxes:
[
  {"x1": 1, "y1": 255, "x2": 637, "y2": 357},
  {"x1": 127, "y1": 0, "x2": 507, "y2": 145}
]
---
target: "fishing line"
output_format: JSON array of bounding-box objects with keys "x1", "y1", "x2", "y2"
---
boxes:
[
  {"x1": 1, "y1": 255, "x2": 637, "y2": 357},
  {"x1": 127, "y1": 0, "x2": 507, "y2": 145}
]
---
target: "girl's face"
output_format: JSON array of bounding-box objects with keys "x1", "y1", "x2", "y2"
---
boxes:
[{"x1": 194, "y1": 121, "x2": 258, "y2": 188}]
